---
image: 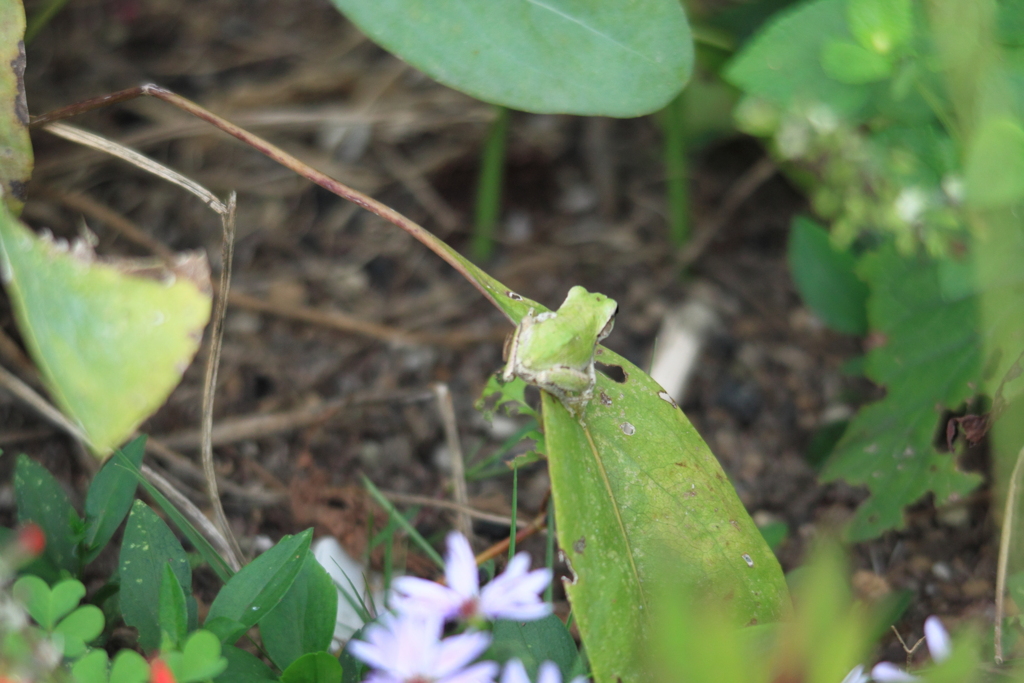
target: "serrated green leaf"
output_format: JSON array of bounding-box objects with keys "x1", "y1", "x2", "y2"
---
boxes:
[
  {"x1": 159, "y1": 562, "x2": 188, "y2": 650},
  {"x1": 205, "y1": 530, "x2": 312, "y2": 644},
  {"x1": 329, "y1": 0, "x2": 694, "y2": 117},
  {"x1": 83, "y1": 436, "x2": 145, "y2": 564},
  {"x1": 820, "y1": 39, "x2": 893, "y2": 84},
  {"x1": 846, "y1": 0, "x2": 914, "y2": 55},
  {"x1": 119, "y1": 500, "x2": 192, "y2": 651},
  {"x1": 788, "y1": 216, "x2": 868, "y2": 334},
  {"x1": 543, "y1": 343, "x2": 789, "y2": 681},
  {"x1": 280, "y1": 652, "x2": 342, "y2": 683},
  {"x1": 14, "y1": 455, "x2": 82, "y2": 575},
  {"x1": 215, "y1": 645, "x2": 280, "y2": 683},
  {"x1": 260, "y1": 549, "x2": 338, "y2": 671},
  {"x1": 822, "y1": 246, "x2": 984, "y2": 540},
  {"x1": 0, "y1": 0, "x2": 32, "y2": 215},
  {"x1": 54, "y1": 604, "x2": 104, "y2": 658},
  {"x1": 724, "y1": 0, "x2": 870, "y2": 116},
  {"x1": 0, "y1": 206, "x2": 212, "y2": 456},
  {"x1": 486, "y1": 615, "x2": 579, "y2": 680}
]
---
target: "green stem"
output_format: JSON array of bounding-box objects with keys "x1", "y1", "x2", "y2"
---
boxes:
[
  {"x1": 473, "y1": 106, "x2": 511, "y2": 261},
  {"x1": 663, "y1": 93, "x2": 690, "y2": 245},
  {"x1": 508, "y1": 462, "x2": 518, "y2": 560}
]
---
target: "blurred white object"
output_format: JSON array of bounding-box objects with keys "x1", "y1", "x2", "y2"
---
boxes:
[
  {"x1": 649, "y1": 295, "x2": 720, "y2": 404},
  {"x1": 312, "y1": 536, "x2": 381, "y2": 650}
]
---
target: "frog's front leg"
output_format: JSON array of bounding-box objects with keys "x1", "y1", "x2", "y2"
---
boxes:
[{"x1": 539, "y1": 365, "x2": 596, "y2": 418}]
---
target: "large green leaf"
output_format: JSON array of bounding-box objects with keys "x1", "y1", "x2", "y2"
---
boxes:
[
  {"x1": 487, "y1": 615, "x2": 579, "y2": 680},
  {"x1": 215, "y1": 645, "x2": 280, "y2": 683},
  {"x1": 0, "y1": 0, "x2": 31, "y2": 215},
  {"x1": 328, "y1": 0, "x2": 694, "y2": 117},
  {"x1": 119, "y1": 500, "x2": 192, "y2": 651},
  {"x1": 821, "y1": 246, "x2": 984, "y2": 540},
  {"x1": 543, "y1": 346, "x2": 790, "y2": 682},
  {"x1": 15, "y1": 454, "x2": 82, "y2": 575},
  {"x1": 259, "y1": 549, "x2": 338, "y2": 671},
  {"x1": 0, "y1": 205, "x2": 212, "y2": 456},
  {"x1": 724, "y1": 0, "x2": 871, "y2": 116},
  {"x1": 205, "y1": 530, "x2": 312, "y2": 644}
]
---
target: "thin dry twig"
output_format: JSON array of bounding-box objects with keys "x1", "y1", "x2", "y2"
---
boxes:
[
  {"x1": 0, "y1": 363, "x2": 238, "y2": 560},
  {"x1": 200, "y1": 193, "x2": 244, "y2": 570},
  {"x1": 41, "y1": 122, "x2": 228, "y2": 215},
  {"x1": 379, "y1": 489, "x2": 526, "y2": 529},
  {"x1": 474, "y1": 509, "x2": 548, "y2": 566},
  {"x1": 433, "y1": 383, "x2": 472, "y2": 539},
  {"x1": 0, "y1": 363, "x2": 91, "y2": 445},
  {"x1": 678, "y1": 157, "x2": 777, "y2": 267},
  {"x1": 377, "y1": 145, "x2": 461, "y2": 235},
  {"x1": 154, "y1": 387, "x2": 435, "y2": 450},
  {"x1": 31, "y1": 85, "x2": 517, "y2": 319}
]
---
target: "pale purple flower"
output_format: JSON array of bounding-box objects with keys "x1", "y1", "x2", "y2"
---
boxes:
[
  {"x1": 870, "y1": 616, "x2": 951, "y2": 682},
  {"x1": 348, "y1": 613, "x2": 497, "y2": 683},
  {"x1": 391, "y1": 532, "x2": 552, "y2": 623},
  {"x1": 840, "y1": 664, "x2": 869, "y2": 683},
  {"x1": 500, "y1": 659, "x2": 586, "y2": 683}
]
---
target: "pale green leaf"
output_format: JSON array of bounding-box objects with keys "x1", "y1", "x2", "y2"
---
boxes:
[
  {"x1": 0, "y1": 206, "x2": 212, "y2": 455},
  {"x1": 329, "y1": 0, "x2": 694, "y2": 117}
]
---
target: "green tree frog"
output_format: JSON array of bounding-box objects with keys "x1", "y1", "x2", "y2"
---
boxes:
[{"x1": 502, "y1": 286, "x2": 618, "y2": 418}]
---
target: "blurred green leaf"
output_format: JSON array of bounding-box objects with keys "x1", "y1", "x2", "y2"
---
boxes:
[
  {"x1": 215, "y1": 645, "x2": 280, "y2": 683},
  {"x1": 205, "y1": 530, "x2": 312, "y2": 644},
  {"x1": 119, "y1": 500, "x2": 192, "y2": 651},
  {"x1": 822, "y1": 246, "x2": 983, "y2": 540},
  {"x1": 83, "y1": 435, "x2": 145, "y2": 564},
  {"x1": 164, "y1": 630, "x2": 229, "y2": 683},
  {"x1": 788, "y1": 216, "x2": 869, "y2": 334},
  {"x1": 54, "y1": 604, "x2": 104, "y2": 658},
  {"x1": 328, "y1": 0, "x2": 694, "y2": 117},
  {"x1": 964, "y1": 117, "x2": 1024, "y2": 207},
  {"x1": 845, "y1": 0, "x2": 913, "y2": 55},
  {"x1": 0, "y1": 206, "x2": 212, "y2": 456},
  {"x1": 159, "y1": 562, "x2": 188, "y2": 650},
  {"x1": 0, "y1": 0, "x2": 32, "y2": 215},
  {"x1": 820, "y1": 40, "x2": 893, "y2": 84},
  {"x1": 724, "y1": 0, "x2": 870, "y2": 116},
  {"x1": 71, "y1": 649, "x2": 109, "y2": 683},
  {"x1": 13, "y1": 575, "x2": 84, "y2": 630},
  {"x1": 280, "y1": 652, "x2": 343, "y2": 683},
  {"x1": 260, "y1": 550, "x2": 338, "y2": 671},
  {"x1": 108, "y1": 649, "x2": 150, "y2": 683},
  {"x1": 15, "y1": 454, "x2": 82, "y2": 575},
  {"x1": 487, "y1": 615, "x2": 579, "y2": 680}
]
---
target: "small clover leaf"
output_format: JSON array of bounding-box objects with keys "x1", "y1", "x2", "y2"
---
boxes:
[
  {"x1": 162, "y1": 629, "x2": 228, "y2": 683},
  {"x1": 12, "y1": 576, "x2": 104, "y2": 658}
]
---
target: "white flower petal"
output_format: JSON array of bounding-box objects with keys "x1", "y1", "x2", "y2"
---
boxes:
[
  {"x1": 442, "y1": 661, "x2": 500, "y2": 683},
  {"x1": 391, "y1": 576, "x2": 464, "y2": 618},
  {"x1": 446, "y1": 532, "x2": 482, "y2": 598},
  {"x1": 871, "y1": 662, "x2": 920, "y2": 682},
  {"x1": 537, "y1": 662, "x2": 562, "y2": 683},
  {"x1": 924, "y1": 615, "x2": 952, "y2": 662},
  {"x1": 434, "y1": 630, "x2": 492, "y2": 677},
  {"x1": 841, "y1": 664, "x2": 868, "y2": 683},
  {"x1": 500, "y1": 659, "x2": 531, "y2": 683}
]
